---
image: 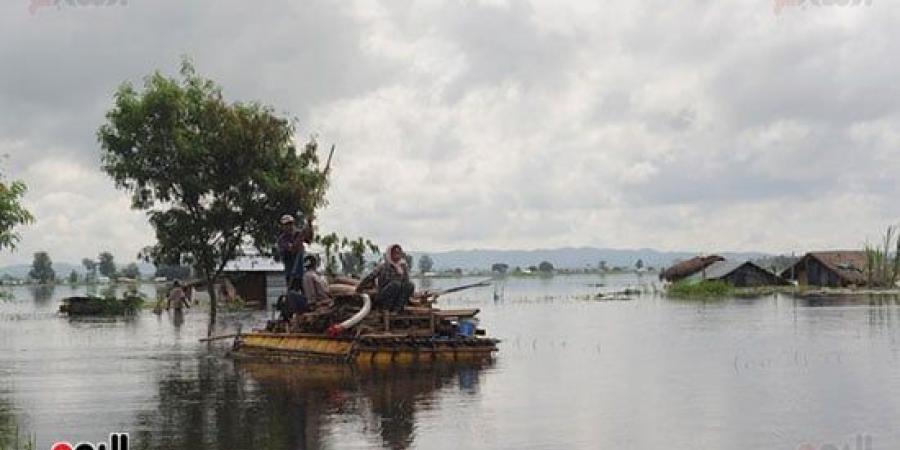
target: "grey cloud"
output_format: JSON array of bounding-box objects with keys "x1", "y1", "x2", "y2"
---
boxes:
[{"x1": 3, "y1": 0, "x2": 900, "y2": 264}]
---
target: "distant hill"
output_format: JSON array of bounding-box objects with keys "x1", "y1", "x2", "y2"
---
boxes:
[
  {"x1": 408, "y1": 247, "x2": 772, "y2": 271},
  {"x1": 0, "y1": 261, "x2": 156, "y2": 279}
]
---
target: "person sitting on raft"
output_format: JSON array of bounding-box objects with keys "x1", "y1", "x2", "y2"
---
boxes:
[
  {"x1": 302, "y1": 254, "x2": 333, "y2": 309},
  {"x1": 276, "y1": 277, "x2": 307, "y2": 324},
  {"x1": 356, "y1": 244, "x2": 414, "y2": 313}
]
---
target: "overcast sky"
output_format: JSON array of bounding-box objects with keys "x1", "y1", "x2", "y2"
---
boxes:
[{"x1": 1, "y1": 0, "x2": 898, "y2": 266}]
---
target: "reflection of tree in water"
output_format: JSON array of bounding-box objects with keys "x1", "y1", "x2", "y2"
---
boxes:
[
  {"x1": 134, "y1": 356, "x2": 488, "y2": 450},
  {"x1": 28, "y1": 285, "x2": 55, "y2": 306}
]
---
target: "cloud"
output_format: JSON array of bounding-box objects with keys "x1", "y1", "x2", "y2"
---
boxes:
[{"x1": 2, "y1": 0, "x2": 900, "y2": 265}]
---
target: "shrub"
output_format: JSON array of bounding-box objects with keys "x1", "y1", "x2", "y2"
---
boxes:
[{"x1": 667, "y1": 280, "x2": 733, "y2": 298}]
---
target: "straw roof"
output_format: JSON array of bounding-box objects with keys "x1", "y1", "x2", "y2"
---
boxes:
[
  {"x1": 781, "y1": 251, "x2": 868, "y2": 285},
  {"x1": 659, "y1": 255, "x2": 725, "y2": 282}
]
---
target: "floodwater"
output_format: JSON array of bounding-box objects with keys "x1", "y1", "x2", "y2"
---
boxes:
[{"x1": 2, "y1": 275, "x2": 900, "y2": 449}]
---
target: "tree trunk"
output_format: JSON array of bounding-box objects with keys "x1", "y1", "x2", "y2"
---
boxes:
[{"x1": 206, "y1": 273, "x2": 217, "y2": 337}]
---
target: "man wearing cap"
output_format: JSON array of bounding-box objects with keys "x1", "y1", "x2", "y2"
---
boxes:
[{"x1": 277, "y1": 214, "x2": 314, "y2": 284}]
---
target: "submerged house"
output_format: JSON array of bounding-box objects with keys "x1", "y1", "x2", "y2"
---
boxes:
[
  {"x1": 780, "y1": 251, "x2": 868, "y2": 287},
  {"x1": 660, "y1": 255, "x2": 725, "y2": 282},
  {"x1": 686, "y1": 260, "x2": 788, "y2": 287},
  {"x1": 222, "y1": 256, "x2": 286, "y2": 309}
]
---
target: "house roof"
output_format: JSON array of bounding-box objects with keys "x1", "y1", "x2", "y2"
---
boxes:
[
  {"x1": 223, "y1": 256, "x2": 283, "y2": 273},
  {"x1": 687, "y1": 260, "x2": 780, "y2": 282},
  {"x1": 696, "y1": 260, "x2": 748, "y2": 280},
  {"x1": 659, "y1": 255, "x2": 725, "y2": 282},
  {"x1": 781, "y1": 251, "x2": 868, "y2": 285}
]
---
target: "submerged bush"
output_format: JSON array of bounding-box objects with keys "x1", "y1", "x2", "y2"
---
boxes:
[
  {"x1": 59, "y1": 293, "x2": 145, "y2": 316},
  {"x1": 667, "y1": 280, "x2": 734, "y2": 298}
]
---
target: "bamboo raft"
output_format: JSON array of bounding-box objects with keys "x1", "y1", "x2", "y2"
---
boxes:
[
  {"x1": 233, "y1": 332, "x2": 499, "y2": 365},
  {"x1": 230, "y1": 293, "x2": 499, "y2": 365}
]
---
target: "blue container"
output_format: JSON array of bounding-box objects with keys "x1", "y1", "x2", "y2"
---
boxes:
[{"x1": 458, "y1": 319, "x2": 477, "y2": 337}]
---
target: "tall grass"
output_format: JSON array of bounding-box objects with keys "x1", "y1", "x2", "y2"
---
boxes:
[
  {"x1": 865, "y1": 225, "x2": 900, "y2": 288},
  {"x1": 667, "y1": 280, "x2": 734, "y2": 298}
]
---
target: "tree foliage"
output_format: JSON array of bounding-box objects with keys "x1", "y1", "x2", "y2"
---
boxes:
[
  {"x1": 0, "y1": 172, "x2": 34, "y2": 252},
  {"x1": 419, "y1": 254, "x2": 435, "y2": 274},
  {"x1": 68, "y1": 270, "x2": 79, "y2": 284},
  {"x1": 339, "y1": 236, "x2": 379, "y2": 277},
  {"x1": 82, "y1": 258, "x2": 98, "y2": 282},
  {"x1": 98, "y1": 251, "x2": 117, "y2": 278},
  {"x1": 98, "y1": 59, "x2": 330, "y2": 332},
  {"x1": 538, "y1": 261, "x2": 555, "y2": 273},
  {"x1": 121, "y1": 262, "x2": 141, "y2": 279},
  {"x1": 29, "y1": 251, "x2": 55, "y2": 284},
  {"x1": 154, "y1": 264, "x2": 191, "y2": 281},
  {"x1": 490, "y1": 262, "x2": 508, "y2": 274}
]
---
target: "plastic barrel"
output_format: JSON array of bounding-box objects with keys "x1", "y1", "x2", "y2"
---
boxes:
[{"x1": 458, "y1": 319, "x2": 477, "y2": 337}]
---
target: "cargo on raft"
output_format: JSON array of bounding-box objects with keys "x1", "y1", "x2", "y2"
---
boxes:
[{"x1": 229, "y1": 289, "x2": 499, "y2": 365}]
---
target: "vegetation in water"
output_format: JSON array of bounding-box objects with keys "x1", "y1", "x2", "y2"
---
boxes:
[
  {"x1": 864, "y1": 225, "x2": 900, "y2": 288},
  {"x1": 60, "y1": 292, "x2": 146, "y2": 316},
  {"x1": 666, "y1": 280, "x2": 734, "y2": 298}
]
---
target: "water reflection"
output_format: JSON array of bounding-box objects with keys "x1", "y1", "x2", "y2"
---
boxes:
[
  {"x1": 133, "y1": 356, "x2": 489, "y2": 450},
  {"x1": 28, "y1": 285, "x2": 55, "y2": 306}
]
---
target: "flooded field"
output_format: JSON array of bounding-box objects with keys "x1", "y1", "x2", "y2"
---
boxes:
[{"x1": 3, "y1": 274, "x2": 900, "y2": 449}]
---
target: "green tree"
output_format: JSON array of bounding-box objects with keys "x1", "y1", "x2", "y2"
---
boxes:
[
  {"x1": 28, "y1": 251, "x2": 55, "y2": 284},
  {"x1": 0, "y1": 171, "x2": 34, "y2": 252},
  {"x1": 635, "y1": 259, "x2": 644, "y2": 271},
  {"x1": 82, "y1": 258, "x2": 97, "y2": 282},
  {"x1": 419, "y1": 254, "x2": 435, "y2": 274},
  {"x1": 99, "y1": 59, "x2": 329, "y2": 334},
  {"x1": 121, "y1": 262, "x2": 141, "y2": 279},
  {"x1": 538, "y1": 261, "x2": 555, "y2": 273},
  {"x1": 98, "y1": 251, "x2": 117, "y2": 278},
  {"x1": 68, "y1": 270, "x2": 79, "y2": 284},
  {"x1": 339, "y1": 237, "x2": 379, "y2": 277},
  {"x1": 316, "y1": 232, "x2": 342, "y2": 277},
  {"x1": 490, "y1": 262, "x2": 508, "y2": 274}
]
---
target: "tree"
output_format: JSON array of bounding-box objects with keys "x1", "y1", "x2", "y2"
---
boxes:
[
  {"x1": 0, "y1": 171, "x2": 34, "y2": 252},
  {"x1": 99, "y1": 59, "x2": 329, "y2": 334},
  {"x1": 68, "y1": 270, "x2": 79, "y2": 284},
  {"x1": 81, "y1": 258, "x2": 98, "y2": 282},
  {"x1": 98, "y1": 251, "x2": 117, "y2": 278},
  {"x1": 490, "y1": 263, "x2": 509, "y2": 274},
  {"x1": 598, "y1": 260, "x2": 609, "y2": 272},
  {"x1": 418, "y1": 254, "x2": 435, "y2": 274},
  {"x1": 29, "y1": 251, "x2": 55, "y2": 284},
  {"x1": 635, "y1": 259, "x2": 644, "y2": 271},
  {"x1": 538, "y1": 261, "x2": 555, "y2": 273},
  {"x1": 155, "y1": 264, "x2": 191, "y2": 281},
  {"x1": 316, "y1": 232, "x2": 342, "y2": 277},
  {"x1": 339, "y1": 237, "x2": 379, "y2": 277},
  {"x1": 121, "y1": 262, "x2": 141, "y2": 280}
]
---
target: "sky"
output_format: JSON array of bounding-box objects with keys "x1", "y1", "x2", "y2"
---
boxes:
[{"x1": 1, "y1": 0, "x2": 898, "y2": 266}]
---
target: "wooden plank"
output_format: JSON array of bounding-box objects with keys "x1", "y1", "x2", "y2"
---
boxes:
[{"x1": 432, "y1": 308, "x2": 480, "y2": 318}]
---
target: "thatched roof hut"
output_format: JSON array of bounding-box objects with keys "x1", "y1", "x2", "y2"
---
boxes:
[
  {"x1": 780, "y1": 251, "x2": 868, "y2": 287},
  {"x1": 659, "y1": 255, "x2": 725, "y2": 282}
]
